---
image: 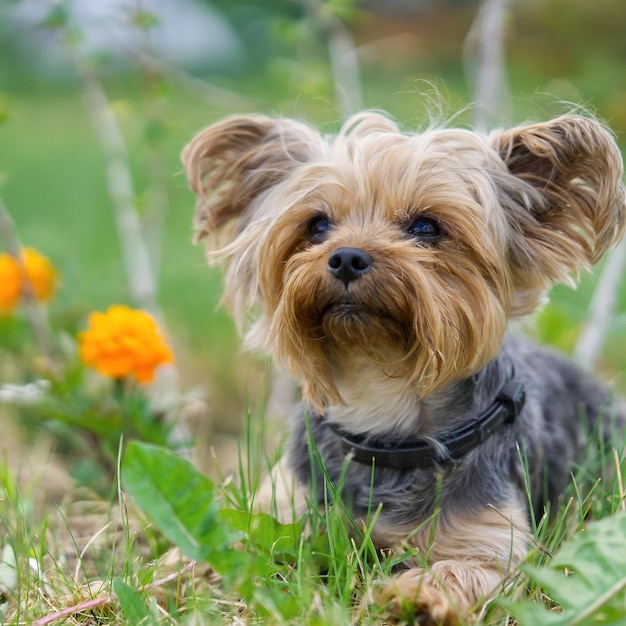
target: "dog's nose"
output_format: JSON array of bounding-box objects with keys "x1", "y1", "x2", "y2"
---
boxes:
[{"x1": 327, "y1": 247, "x2": 372, "y2": 285}]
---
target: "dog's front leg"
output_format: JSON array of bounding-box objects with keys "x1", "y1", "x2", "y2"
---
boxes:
[
  {"x1": 379, "y1": 500, "x2": 530, "y2": 624},
  {"x1": 253, "y1": 456, "x2": 309, "y2": 523}
]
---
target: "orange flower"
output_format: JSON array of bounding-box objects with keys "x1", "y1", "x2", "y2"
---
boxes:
[
  {"x1": 0, "y1": 247, "x2": 58, "y2": 314},
  {"x1": 78, "y1": 305, "x2": 174, "y2": 383},
  {"x1": 0, "y1": 253, "x2": 21, "y2": 313},
  {"x1": 21, "y1": 247, "x2": 58, "y2": 302}
]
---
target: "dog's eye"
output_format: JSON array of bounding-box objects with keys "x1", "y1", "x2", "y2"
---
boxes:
[
  {"x1": 406, "y1": 217, "x2": 443, "y2": 241},
  {"x1": 307, "y1": 215, "x2": 331, "y2": 243}
]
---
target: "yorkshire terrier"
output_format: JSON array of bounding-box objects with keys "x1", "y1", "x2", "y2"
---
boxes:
[{"x1": 182, "y1": 111, "x2": 626, "y2": 624}]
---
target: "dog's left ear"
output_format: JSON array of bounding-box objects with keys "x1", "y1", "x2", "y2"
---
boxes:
[{"x1": 490, "y1": 115, "x2": 626, "y2": 314}]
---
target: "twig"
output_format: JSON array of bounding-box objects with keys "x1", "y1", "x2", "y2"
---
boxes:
[
  {"x1": 464, "y1": 0, "x2": 513, "y2": 132},
  {"x1": 0, "y1": 196, "x2": 55, "y2": 358},
  {"x1": 31, "y1": 595, "x2": 111, "y2": 626},
  {"x1": 326, "y1": 16, "x2": 363, "y2": 116},
  {"x1": 76, "y1": 59, "x2": 160, "y2": 316},
  {"x1": 142, "y1": 559, "x2": 197, "y2": 591},
  {"x1": 132, "y1": 8, "x2": 171, "y2": 289},
  {"x1": 31, "y1": 560, "x2": 197, "y2": 626},
  {"x1": 573, "y1": 238, "x2": 626, "y2": 368},
  {"x1": 134, "y1": 51, "x2": 259, "y2": 109},
  {"x1": 303, "y1": 0, "x2": 363, "y2": 116},
  {"x1": 0, "y1": 197, "x2": 24, "y2": 261},
  {"x1": 74, "y1": 522, "x2": 112, "y2": 581}
]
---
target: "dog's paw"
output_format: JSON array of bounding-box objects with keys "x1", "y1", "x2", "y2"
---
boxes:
[{"x1": 378, "y1": 569, "x2": 459, "y2": 626}]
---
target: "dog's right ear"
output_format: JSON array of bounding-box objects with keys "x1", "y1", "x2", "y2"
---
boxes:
[{"x1": 181, "y1": 115, "x2": 323, "y2": 243}]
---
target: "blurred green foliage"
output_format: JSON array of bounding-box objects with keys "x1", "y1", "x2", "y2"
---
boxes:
[{"x1": 0, "y1": 0, "x2": 625, "y2": 452}]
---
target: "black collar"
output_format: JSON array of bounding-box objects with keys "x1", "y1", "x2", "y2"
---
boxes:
[{"x1": 327, "y1": 378, "x2": 525, "y2": 470}]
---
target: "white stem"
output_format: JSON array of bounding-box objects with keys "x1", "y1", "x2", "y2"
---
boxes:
[
  {"x1": 304, "y1": 0, "x2": 363, "y2": 116},
  {"x1": 573, "y1": 238, "x2": 626, "y2": 368},
  {"x1": 78, "y1": 64, "x2": 159, "y2": 315},
  {"x1": 465, "y1": 0, "x2": 513, "y2": 132},
  {"x1": 326, "y1": 16, "x2": 363, "y2": 116}
]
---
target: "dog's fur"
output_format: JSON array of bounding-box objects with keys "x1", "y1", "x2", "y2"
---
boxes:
[{"x1": 182, "y1": 111, "x2": 626, "y2": 624}]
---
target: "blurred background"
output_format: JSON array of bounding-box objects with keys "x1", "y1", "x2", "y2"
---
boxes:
[{"x1": 1, "y1": 0, "x2": 625, "y2": 477}]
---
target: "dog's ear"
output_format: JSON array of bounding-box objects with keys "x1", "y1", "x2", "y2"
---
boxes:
[
  {"x1": 181, "y1": 115, "x2": 323, "y2": 244},
  {"x1": 490, "y1": 114, "x2": 626, "y2": 314}
]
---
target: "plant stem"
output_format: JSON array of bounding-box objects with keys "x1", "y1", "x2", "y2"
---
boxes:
[
  {"x1": 303, "y1": 0, "x2": 363, "y2": 116},
  {"x1": 464, "y1": 0, "x2": 513, "y2": 132},
  {"x1": 613, "y1": 447, "x2": 625, "y2": 511},
  {"x1": 76, "y1": 60, "x2": 160, "y2": 315},
  {"x1": 574, "y1": 237, "x2": 626, "y2": 368}
]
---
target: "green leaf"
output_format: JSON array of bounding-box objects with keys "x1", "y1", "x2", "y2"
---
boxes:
[
  {"x1": 219, "y1": 509, "x2": 304, "y2": 557},
  {"x1": 499, "y1": 597, "x2": 567, "y2": 625},
  {"x1": 122, "y1": 442, "x2": 235, "y2": 563},
  {"x1": 504, "y1": 511, "x2": 626, "y2": 625},
  {"x1": 113, "y1": 579, "x2": 150, "y2": 623},
  {"x1": 122, "y1": 443, "x2": 298, "y2": 608}
]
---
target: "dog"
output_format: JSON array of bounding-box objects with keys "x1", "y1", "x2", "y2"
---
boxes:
[{"x1": 182, "y1": 111, "x2": 626, "y2": 624}]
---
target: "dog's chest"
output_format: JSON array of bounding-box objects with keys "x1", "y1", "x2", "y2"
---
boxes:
[{"x1": 289, "y1": 411, "x2": 469, "y2": 528}]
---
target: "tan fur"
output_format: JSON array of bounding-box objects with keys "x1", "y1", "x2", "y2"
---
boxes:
[
  {"x1": 378, "y1": 501, "x2": 530, "y2": 622},
  {"x1": 490, "y1": 116, "x2": 626, "y2": 314},
  {"x1": 183, "y1": 112, "x2": 625, "y2": 412}
]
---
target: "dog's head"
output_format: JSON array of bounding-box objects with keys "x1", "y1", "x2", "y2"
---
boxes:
[{"x1": 182, "y1": 112, "x2": 625, "y2": 412}]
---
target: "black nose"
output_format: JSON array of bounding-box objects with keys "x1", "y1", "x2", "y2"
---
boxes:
[{"x1": 327, "y1": 247, "x2": 372, "y2": 285}]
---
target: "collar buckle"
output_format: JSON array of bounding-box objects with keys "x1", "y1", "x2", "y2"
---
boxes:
[{"x1": 497, "y1": 380, "x2": 526, "y2": 424}]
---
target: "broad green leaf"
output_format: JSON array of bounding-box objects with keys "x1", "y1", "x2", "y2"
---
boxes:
[
  {"x1": 122, "y1": 442, "x2": 235, "y2": 562},
  {"x1": 113, "y1": 578, "x2": 150, "y2": 623},
  {"x1": 504, "y1": 510, "x2": 626, "y2": 625},
  {"x1": 219, "y1": 509, "x2": 304, "y2": 557},
  {"x1": 123, "y1": 443, "x2": 304, "y2": 608}
]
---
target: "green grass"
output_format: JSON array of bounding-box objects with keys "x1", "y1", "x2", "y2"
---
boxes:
[{"x1": 1, "y1": 411, "x2": 625, "y2": 625}]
